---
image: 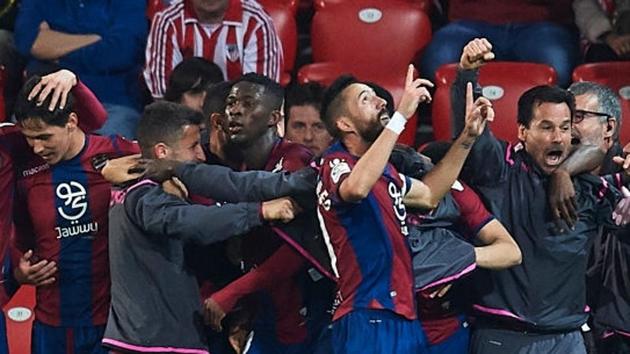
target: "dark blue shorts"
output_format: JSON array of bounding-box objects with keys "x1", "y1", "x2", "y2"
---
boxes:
[
  {"x1": 332, "y1": 309, "x2": 428, "y2": 354},
  {"x1": 33, "y1": 321, "x2": 107, "y2": 354},
  {"x1": 427, "y1": 320, "x2": 470, "y2": 354}
]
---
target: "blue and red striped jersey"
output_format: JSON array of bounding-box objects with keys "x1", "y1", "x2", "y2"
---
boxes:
[
  {"x1": 14, "y1": 134, "x2": 138, "y2": 327},
  {"x1": 317, "y1": 142, "x2": 416, "y2": 321},
  {"x1": 0, "y1": 123, "x2": 29, "y2": 306}
]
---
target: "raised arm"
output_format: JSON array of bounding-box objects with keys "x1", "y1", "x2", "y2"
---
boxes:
[
  {"x1": 339, "y1": 65, "x2": 433, "y2": 202},
  {"x1": 26, "y1": 69, "x2": 107, "y2": 132},
  {"x1": 451, "y1": 38, "x2": 510, "y2": 186},
  {"x1": 404, "y1": 83, "x2": 494, "y2": 209}
]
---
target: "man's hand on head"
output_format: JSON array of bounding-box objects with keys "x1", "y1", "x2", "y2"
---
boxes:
[
  {"x1": 28, "y1": 69, "x2": 78, "y2": 111},
  {"x1": 460, "y1": 38, "x2": 495, "y2": 70}
]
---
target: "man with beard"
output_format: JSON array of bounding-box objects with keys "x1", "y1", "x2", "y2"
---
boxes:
[
  {"x1": 202, "y1": 73, "x2": 335, "y2": 354},
  {"x1": 451, "y1": 38, "x2": 625, "y2": 354},
  {"x1": 315, "y1": 66, "x2": 492, "y2": 354}
]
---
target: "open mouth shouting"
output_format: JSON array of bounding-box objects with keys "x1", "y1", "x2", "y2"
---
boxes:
[{"x1": 544, "y1": 147, "x2": 565, "y2": 167}]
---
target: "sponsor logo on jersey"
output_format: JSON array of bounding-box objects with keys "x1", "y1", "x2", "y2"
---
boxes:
[
  {"x1": 55, "y1": 181, "x2": 98, "y2": 239},
  {"x1": 388, "y1": 182, "x2": 408, "y2": 235},
  {"x1": 22, "y1": 163, "x2": 50, "y2": 177}
]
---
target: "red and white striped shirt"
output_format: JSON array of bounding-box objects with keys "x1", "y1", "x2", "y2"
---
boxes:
[{"x1": 144, "y1": 0, "x2": 282, "y2": 98}]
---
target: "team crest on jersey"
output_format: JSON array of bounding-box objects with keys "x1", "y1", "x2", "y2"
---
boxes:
[
  {"x1": 226, "y1": 44, "x2": 240, "y2": 62},
  {"x1": 55, "y1": 181, "x2": 98, "y2": 239},
  {"x1": 329, "y1": 159, "x2": 351, "y2": 184}
]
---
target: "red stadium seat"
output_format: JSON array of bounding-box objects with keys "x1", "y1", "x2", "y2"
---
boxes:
[
  {"x1": 0, "y1": 66, "x2": 5, "y2": 122},
  {"x1": 258, "y1": 1, "x2": 298, "y2": 86},
  {"x1": 298, "y1": 0, "x2": 432, "y2": 145},
  {"x1": 432, "y1": 62, "x2": 557, "y2": 142},
  {"x1": 313, "y1": 0, "x2": 431, "y2": 13},
  {"x1": 572, "y1": 62, "x2": 630, "y2": 144}
]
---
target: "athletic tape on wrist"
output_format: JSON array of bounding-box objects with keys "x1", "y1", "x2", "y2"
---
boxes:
[{"x1": 385, "y1": 112, "x2": 407, "y2": 135}]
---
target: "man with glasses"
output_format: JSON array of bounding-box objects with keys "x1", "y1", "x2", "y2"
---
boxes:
[
  {"x1": 451, "y1": 38, "x2": 625, "y2": 354},
  {"x1": 555, "y1": 81, "x2": 630, "y2": 354}
]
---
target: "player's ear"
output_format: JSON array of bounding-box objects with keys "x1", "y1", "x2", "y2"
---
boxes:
[
  {"x1": 336, "y1": 116, "x2": 354, "y2": 134},
  {"x1": 517, "y1": 123, "x2": 528, "y2": 142},
  {"x1": 153, "y1": 143, "x2": 170, "y2": 159},
  {"x1": 269, "y1": 109, "x2": 283, "y2": 127},
  {"x1": 66, "y1": 112, "x2": 79, "y2": 131}
]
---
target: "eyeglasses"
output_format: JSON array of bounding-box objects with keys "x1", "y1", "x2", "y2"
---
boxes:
[{"x1": 574, "y1": 109, "x2": 611, "y2": 124}]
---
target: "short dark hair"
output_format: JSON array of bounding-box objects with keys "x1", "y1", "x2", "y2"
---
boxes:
[
  {"x1": 235, "y1": 73, "x2": 284, "y2": 110},
  {"x1": 137, "y1": 101, "x2": 204, "y2": 158},
  {"x1": 284, "y1": 82, "x2": 325, "y2": 121},
  {"x1": 202, "y1": 81, "x2": 233, "y2": 120},
  {"x1": 163, "y1": 57, "x2": 224, "y2": 102},
  {"x1": 389, "y1": 144, "x2": 434, "y2": 179},
  {"x1": 320, "y1": 75, "x2": 359, "y2": 138},
  {"x1": 517, "y1": 85, "x2": 575, "y2": 127},
  {"x1": 14, "y1": 75, "x2": 75, "y2": 127}
]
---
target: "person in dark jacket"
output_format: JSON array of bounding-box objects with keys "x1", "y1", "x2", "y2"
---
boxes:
[
  {"x1": 101, "y1": 101, "x2": 310, "y2": 354},
  {"x1": 451, "y1": 38, "x2": 625, "y2": 354}
]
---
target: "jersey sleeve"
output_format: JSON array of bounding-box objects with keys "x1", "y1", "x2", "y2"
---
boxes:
[
  {"x1": 125, "y1": 185, "x2": 264, "y2": 245},
  {"x1": 74, "y1": 80, "x2": 107, "y2": 133},
  {"x1": 318, "y1": 155, "x2": 354, "y2": 206},
  {"x1": 451, "y1": 181, "x2": 494, "y2": 239},
  {"x1": 110, "y1": 135, "x2": 141, "y2": 156}
]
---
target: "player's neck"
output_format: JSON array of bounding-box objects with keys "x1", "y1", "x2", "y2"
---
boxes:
[
  {"x1": 63, "y1": 129, "x2": 86, "y2": 161},
  {"x1": 343, "y1": 134, "x2": 370, "y2": 157},
  {"x1": 242, "y1": 132, "x2": 278, "y2": 170}
]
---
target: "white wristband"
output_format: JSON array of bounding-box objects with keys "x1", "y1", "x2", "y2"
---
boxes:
[{"x1": 385, "y1": 112, "x2": 407, "y2": 135}]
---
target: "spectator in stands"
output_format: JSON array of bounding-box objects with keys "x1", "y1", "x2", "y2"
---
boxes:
[
  {"x1": 421, "y1": 0, "x2": 578, "y2": 86},
  {"x1": 163, "y1": 57, "x2": 224, "y2": 112},
  {"x1": 284, "y1": 83, "x2": 333, "y2": 156},
  {"x1": 0, "y1": 0, "x2": 23, "y2": 119},
  {"x1": 574, "y1": 0, "x2": 630, "y2": 62},
  {"x1": 14, "y1": 0, "x2": 147, "y2": 139},
  {"x1": 144, "y1": 0, "x2": 282, "y2": 99}
]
